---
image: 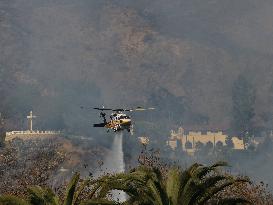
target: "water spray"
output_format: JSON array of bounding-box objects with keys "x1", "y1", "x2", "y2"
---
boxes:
[{"x1": 96, "y1": 132, "x2": 126, "y2": 202}]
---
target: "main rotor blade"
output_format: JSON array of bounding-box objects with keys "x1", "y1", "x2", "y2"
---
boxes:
[
  {"x1": 80, "y1": 106, "x2": 93, "y2": 110},
  {"x1": 124, "y1": 109, "x2": 134, "y2": 112},
  {"x1": 89, "y1": 106, "x2": 155, "y2": 112},
  {"x1": 93, "y1": 107, "x2": 112, "y2": 111},
  {"x1": 81, "y1": 106, "x2": 112, "y2": 111},
  {"x1": 112, "y1": 108, "x2": 133, "y2": 112},
  {"x1": 134, "y1": 107, "x2": 156, "y2": 111}
]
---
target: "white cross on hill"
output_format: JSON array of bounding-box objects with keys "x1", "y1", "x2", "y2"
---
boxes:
[{"x1": 27, "y1": 111, "x2": 37, "y2": 131}]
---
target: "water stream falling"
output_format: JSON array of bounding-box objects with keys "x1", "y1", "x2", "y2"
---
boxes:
[{"x1": 97, "y1": 132, "x2": 127, "y2": 202}]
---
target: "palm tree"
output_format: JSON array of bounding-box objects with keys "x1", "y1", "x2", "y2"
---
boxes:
[
  {"x1": 0, "y1": 162, "x2": 251, "y2": 205},
  {"x1": 0, "y1": 173, "x2": 116, "y2": 205},
  {"x1": 93, "y1": 162, "x2": 251, "y2": 205}
]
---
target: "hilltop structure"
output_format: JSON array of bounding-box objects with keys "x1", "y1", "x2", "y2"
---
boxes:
[
  {"x1": 5, "y1": 111, "x2": 61, "y2": 141},
  {"x1": 167, "y1": 127, "x2": 245, "y2": 154}
]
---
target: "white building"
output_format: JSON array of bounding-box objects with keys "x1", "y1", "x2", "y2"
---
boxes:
[{"x1": 167, "y1": 127, "x2": 245, "y2": 154}]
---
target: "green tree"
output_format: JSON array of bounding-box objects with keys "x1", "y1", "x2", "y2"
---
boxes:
[
  {"x1": 215, "y1": 141, "x2": 224, "y2": 150},
  {"x1": 206, "y1": 141, "x2": 213, "y2": 150},
  {"x1": 93, "y1": 162, "x2": 250, "y2": 205},
  {"x1": 0, "y1": 173, "x2": 116, "y2": 205},
  {"x1": 232, "y1": 74, "x2": 256, "y2": 149},
  {"x1": 185, "y1": 141, "x2": 193, "y2": 149}
]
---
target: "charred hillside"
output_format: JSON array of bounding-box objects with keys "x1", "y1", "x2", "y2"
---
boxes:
[{"x1": 0, "y1": 0, "x2": 272, "y2": 136}]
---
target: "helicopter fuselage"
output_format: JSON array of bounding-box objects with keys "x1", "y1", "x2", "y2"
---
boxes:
[
  {"x1": 92, "y1": 106, "x2": 154, "y2": 134},
  {"x1": 93, "y1": 112, "x2": 132, "y2": 132},
  {"x1": 106, "y1": 113, "x2": 132, "y2": 132}
]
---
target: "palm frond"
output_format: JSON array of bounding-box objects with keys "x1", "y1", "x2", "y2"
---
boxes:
[
  {"x1": 146, "y1": 179, "x2": 164, "y2": 205},
  {"x1": 192, "y1": 161, "x2": 228, "y2": 180},
  {"x1": 80, "y1": 198, "x2": 117, "y2": 205},
  {"x1": 73, "y1": 179, "x2": 93, "y2": 204},
  {"x1": 188, "y1": 163, "x2": 202, "y2": 176},
  {"x1": 197, "y1": 178, "x2": 250, "y2": 205},
  {"x1": 28, "y1": 186, "x2": 59, "y2": 205},
  {"x1": 79, "y1": 162, "x2": 250, "y2": 205},
  {"x1": 0, "y1": 195, "x2": 30, "y2": 205},
  {"x1": 211, "y1": 161, "x2": 229, "y2": 168},
  {"x1": 186, "y1": 176, "x2": 232, "y2": 205},
  {"x1": 64, "y1": 172, "x2": 80, "y2": 205},
  {"x1": 165, "y1": 167, "x2": 182, "y2": 205}
]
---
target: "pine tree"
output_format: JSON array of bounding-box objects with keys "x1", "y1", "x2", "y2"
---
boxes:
[{"x1": 232, "y1": 74, "x2": 256, "y2": 149}]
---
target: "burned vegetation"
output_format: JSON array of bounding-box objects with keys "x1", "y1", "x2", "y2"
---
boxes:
[{"x1": 0, "y1": 139, "x2": 66, "y2": 196}]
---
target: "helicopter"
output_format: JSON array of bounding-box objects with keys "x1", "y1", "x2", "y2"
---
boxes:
[{"x1": 84, "y1": 106, "x2": 155, "y2": 134}]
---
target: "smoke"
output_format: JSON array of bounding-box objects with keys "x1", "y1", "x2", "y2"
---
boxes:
[
  {"x1": 1, "y1": 0, "x2": 272, "y2": 131},
  {"x1": 2, "y1": 0, "x2": 271, "y2": 131},
  {"x1": 1, "y1": 0, "x2": 273, "y2": 190}
]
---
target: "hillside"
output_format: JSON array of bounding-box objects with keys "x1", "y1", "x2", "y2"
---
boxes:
[
  {"x1": 0, "y1": 136, "x2": 106, "y2": 196},
  {"x1": 0, "y1": 0, "x2": 272, "y2": 135}
]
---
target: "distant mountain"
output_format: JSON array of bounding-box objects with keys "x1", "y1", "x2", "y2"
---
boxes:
[{"x1": 0, "y1": 0, "x2": 272, "y2": 134}]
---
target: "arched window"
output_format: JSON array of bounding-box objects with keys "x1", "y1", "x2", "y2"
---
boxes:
[
  {"x1": 195, "y1": 141, "x2": 204, "y2": 150},
  {"x1": 216, "y1": 141, "x2": 224, "y2": 149},
  {"x1": 206, "y1": 141, "x2": 213, "y2": 149},
  {"x1": 185, "y1": 141, "x2": 193, "y2": 149}
]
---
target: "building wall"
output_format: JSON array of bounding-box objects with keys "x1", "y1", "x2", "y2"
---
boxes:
[
  {"x1": 5, "y1": 130, "x2": 61, "y2": 141},
  {"x1": 167, "y1": 127, "x2": 244, "y2": 152}
]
